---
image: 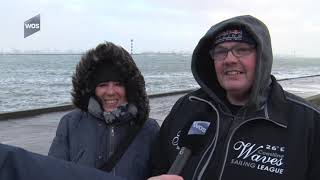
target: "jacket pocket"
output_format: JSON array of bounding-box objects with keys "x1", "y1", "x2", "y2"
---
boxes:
[{"x1": 72, "y1": 149, "x2": 85, "y2": 163}]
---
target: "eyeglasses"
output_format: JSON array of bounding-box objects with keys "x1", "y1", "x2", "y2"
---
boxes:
[{"x1": 209, "y1": 44, "x2": 256, "y2": 62}]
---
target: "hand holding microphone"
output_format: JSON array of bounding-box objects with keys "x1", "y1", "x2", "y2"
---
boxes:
[{"x1": 147, "y1": 175, "x2": 184, "y2": 180}]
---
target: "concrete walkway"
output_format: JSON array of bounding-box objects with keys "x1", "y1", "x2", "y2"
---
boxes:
[{"x1": 0, "y1": 94, "x2": 183, "y2": 155}]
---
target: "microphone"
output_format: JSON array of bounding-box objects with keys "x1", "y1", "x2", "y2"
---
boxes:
[{"x1": 167, "y1": 118, "x2": 215, "y2": 175}]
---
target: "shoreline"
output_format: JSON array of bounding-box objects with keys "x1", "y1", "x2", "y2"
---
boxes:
[
  {"x1": 0, "y1": 89, "x2": 195, "y2": 121},
  {"x1": 2, "y1": 74, "x2": 320, "y2": 117}
]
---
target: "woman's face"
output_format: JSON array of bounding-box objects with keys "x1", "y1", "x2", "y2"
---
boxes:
[{"x1": 95, "y1": 81, "x2": 127, "y2": 112}]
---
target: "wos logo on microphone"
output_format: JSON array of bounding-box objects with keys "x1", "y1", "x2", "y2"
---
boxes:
[
  {"x1": 24, "y1": 14, "x2": 40, "y2": 38},
  {"x1": 188, "y1": 121, "x2": 211, "y2": 135}
]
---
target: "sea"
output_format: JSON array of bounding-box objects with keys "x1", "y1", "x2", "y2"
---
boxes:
[{"x1": 1, "y1": 54, "x2": 320, "y2": 113}]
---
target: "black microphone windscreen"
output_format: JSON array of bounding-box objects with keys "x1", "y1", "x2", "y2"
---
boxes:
[
  {"x1": 178, "y1": 112, "x2": 217, "y2": 155},
  {"x1": 167, "y1": 111, "x2": 218, "y2": 175}
]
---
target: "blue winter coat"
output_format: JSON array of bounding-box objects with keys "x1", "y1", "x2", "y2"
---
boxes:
[{"x1": 49, "y1": 108, "x2": 159, "y2": 180}]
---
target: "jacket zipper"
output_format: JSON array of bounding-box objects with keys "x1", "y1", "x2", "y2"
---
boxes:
[
  {"x1": 187, "y1": 96, "x2": 286, "y2": 180},
  {"x1": 108, "y1": 125, "x2": 116, "y2": 176},
  {"x1": 187, "y1": 96, "x2": 220, "y2": 180},
  {"x1": 217, "y1": 117, "x2": 287, "y2": 180}
]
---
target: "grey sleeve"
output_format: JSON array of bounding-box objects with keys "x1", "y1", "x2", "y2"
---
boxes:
[{"x1": 0, "y1": 143, "x2": 125, "y2": 180}]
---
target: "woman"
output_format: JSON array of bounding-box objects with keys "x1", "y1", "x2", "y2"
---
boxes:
[{"x1": 48, "y1": 42, "x2": 159, "y2": 180}]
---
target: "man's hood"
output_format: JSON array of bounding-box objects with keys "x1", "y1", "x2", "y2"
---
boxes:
[
  {"x1": 191, "y1": 15, "x2": 273, "y2": 109},
  {"x1": 71, "y1": 43, "x2": 149, "y2": 125}
]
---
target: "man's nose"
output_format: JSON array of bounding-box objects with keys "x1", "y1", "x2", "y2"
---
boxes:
[{"x1": 224, "y1": 50, "x2": 238, "y2": 63}]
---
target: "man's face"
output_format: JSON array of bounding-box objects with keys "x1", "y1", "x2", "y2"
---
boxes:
[
  {"x1": 95, "y1": 81, "x2": 128, "y2": 112},
  {"x1": 211, "y1": 41, "x2": 256, "y2": 99}
]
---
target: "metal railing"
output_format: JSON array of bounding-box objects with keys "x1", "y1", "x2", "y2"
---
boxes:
[
  {"x1": 277, "y1": 74, "x2": 320, "y2": 81},
  {"x1": 0, "y1": 89, "x2": 195, "y2": 121}
]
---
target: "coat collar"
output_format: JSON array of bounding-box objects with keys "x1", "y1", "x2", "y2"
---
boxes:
[{"x1": 87, "y1": 97, "x2": 104, "y2": 120}]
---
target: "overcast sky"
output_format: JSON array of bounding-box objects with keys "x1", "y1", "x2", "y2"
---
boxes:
[{"x1": 1, "y1": 0, "x2": 320, "y2": 57}]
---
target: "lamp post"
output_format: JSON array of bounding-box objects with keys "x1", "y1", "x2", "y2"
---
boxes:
[{"x1": 130, "y1": 39, "x2": 133, "y2": 55}]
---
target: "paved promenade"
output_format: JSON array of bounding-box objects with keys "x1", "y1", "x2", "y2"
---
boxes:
[{"x1": 0, "y1": 94, "x2": 183, "y2": 155}]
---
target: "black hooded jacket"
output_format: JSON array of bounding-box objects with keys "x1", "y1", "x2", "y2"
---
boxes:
[
  {"x1": 151, "y1": 15, "x2": 320, "y2": 180},
  {"x1": 48, "y1": 42, "x2": 159, "y2": 180}
]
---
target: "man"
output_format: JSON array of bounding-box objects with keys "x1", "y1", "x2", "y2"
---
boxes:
[{"x1": 151, "y1": 15, "x2": 320, "y2": 180}]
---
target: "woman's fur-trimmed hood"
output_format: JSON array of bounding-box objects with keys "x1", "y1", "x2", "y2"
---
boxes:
[{"x1": 71, "y1": 42, "x2": 149, "y2": 125}]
